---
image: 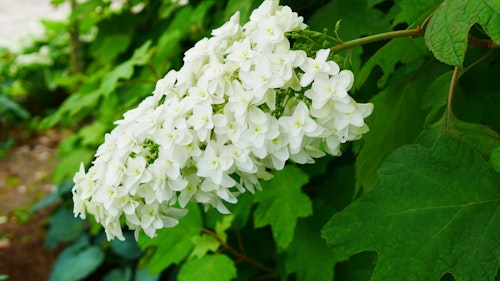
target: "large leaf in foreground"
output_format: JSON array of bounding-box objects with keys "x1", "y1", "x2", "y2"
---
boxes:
[
  {"x1": 355, "y1": 61, "x2": 447, "y2": 193},
  {"x1": 425, "y1": 0, "x2": 500, "y2": 66},
  {"x1": 323, "y1": 136, "x2": 500, "y2": 280}
]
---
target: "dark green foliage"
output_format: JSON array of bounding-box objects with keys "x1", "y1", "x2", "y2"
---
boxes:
[{"x1": 9, "y1": 0, "x2": 499, "y2": 280}]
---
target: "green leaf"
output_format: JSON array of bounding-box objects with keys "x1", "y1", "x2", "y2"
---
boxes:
[
  {"x1": 188, "y1": 234, "x2": 221, "y2": 259},
  {"x1": 177, "y1": 254, "x2": 237, "y2": 281},
  {"x1": 309, "y1": 0, "x2": 391, "y2": 72},
  {"x1": 425, "y1": 0, "x2": 500, "y2": 66},
  {"x1": 254, "y1": 165, "x2": 312, "y2": 249},
  {"x1": 323, "y1": 136, "x2": 500, "y2": 280},
  {"x1": 53, "y1": 148, "x2": 94, "y2": 184},
  {"x1": 334, "y1": 251, "x2": 376, "y2": 281},
  {"x1": 204, "y1": 190, "x2": 254, "y2": 231},
  {"x1": 138, "y1": 204, "x2": 202, "y2": 274},
  {"x1": 418, "y1": 114, "x2": 500, "y2": 160},
  {"x1": 284, "y1": 208, "x2": 337, "y2": 281},
  {"x1": 215, "y1": 214, "x2": 234, "y2": 243},
  {"x1": 225, "y1": 0, "x2": 256, "y2": 22},
  {"x1": 134, "y1": 266, "x2": 160, "y2": 281},
  {"x1": 49, "y1": 236, "x2": 105, "y2": 281},
  {"x1": 356, "y1": 61, "x2": 448, "y2": 193},
  {"x1": 420, "y1": 71, "x2": 454, "y2": 125},
  {"x1": 392, "y1": 0, "x2": 442, "y2": 27},
  {"x1": 102, "y1": 267, "x2": 132, "y2": 281},
  {"x1": 91, "y1": 33, "x2": 132, "y2": 64},
  {"x1": 79, "y1": 121, "x2": 108, "y2": 146},
  {"x1": 99, "y1": 40, "x2": 152, "y2": 96},
  {"x1": 110, "y1": 232, "x2": 142, "y2": 260},
  {"x1": 356, "y1": 37, "x2": 428, "y2": 88},
  {"x1": 490, "y1": 146, "x2": 500, "y2": 172},
  {"x1": 45, "y1": 208, "x2": 87, "y2": 249}
]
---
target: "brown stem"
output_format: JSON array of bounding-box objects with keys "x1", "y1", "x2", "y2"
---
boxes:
[
  {"x1": 468, "y1": 36, "x2": 499, "y2": 49},
  {"x1": 147, "y1": 62, "x2": 161, "y2": 80},
  {"x1": 202, "y1": 228, "x2": 274, "y2": 275}
]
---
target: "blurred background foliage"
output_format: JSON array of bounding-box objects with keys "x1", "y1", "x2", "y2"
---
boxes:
[{"x1": 1, "y1": 0, "x2": 498, "y2": 280}]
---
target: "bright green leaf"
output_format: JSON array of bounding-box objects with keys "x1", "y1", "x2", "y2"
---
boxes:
[
  {"x1": 177, "y1": 254, "x2": 237, "y2": 281},
  {"x1": 99, "y1": 40, "x2": 152, "y2": 96},
  {"x1": 323, "y1": 136, "x2": 500, "y2": 280},
  {"x1": 225, "y1": 0, "x2": 256, "y2": 22},
  {"x1": 215, "y1": 214, "x2": 234, "y2": 243},
  {"x1": 254, "y1": 165, "x2": 312, "y2": 249},
  {"x1": 356, "y1": 61, "x2": 448, "y2": 193},
  {"x1": 425, "y1": 0, "x2": 500, "y2": 66},
  {"x1": 91, "y1": 34, "x2": 132, "y2": 64},
  {"x1": 79, "y1": 121, "x2": 108, "y2": 146},
  {"x1": 53, "y1": 148, "x2": 94, "y2": 184},
  {"x1": 100, "y1": 62, "x2": 134, "y2": 96},
  {"x1": 490, "y1": 146, "x2": 500, "y2": 172},
  {"x1": 189, "y1": 234, "x2": 221, "y2": 259},
  {"x1": 138, "y1": 204, "x2": 202, "y2": 274},
  {"x1": 190, "y1": 1, "x2": 216, "y2": 27}
]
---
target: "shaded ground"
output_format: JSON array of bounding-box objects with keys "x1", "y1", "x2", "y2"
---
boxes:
[{"x1": 0, "y1": 129, "x2": 63, "y2": 281}]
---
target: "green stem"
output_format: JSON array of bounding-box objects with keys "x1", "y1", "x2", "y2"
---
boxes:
[
  {"x1": 445, "y1": 66, "x2": 461, "y2": 133},
  {"x1": 331, "y1": 28, "x2": 423, "y2": 54}
]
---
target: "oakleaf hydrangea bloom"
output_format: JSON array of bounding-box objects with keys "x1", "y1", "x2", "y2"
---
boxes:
[{"x1": 72, "y1": 0, "x2": 373, "y2": 240}]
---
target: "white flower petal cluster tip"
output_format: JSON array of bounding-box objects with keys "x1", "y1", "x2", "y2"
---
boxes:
[{"x1": 72, "y1": 0, "x2": 373, "y2": 240}]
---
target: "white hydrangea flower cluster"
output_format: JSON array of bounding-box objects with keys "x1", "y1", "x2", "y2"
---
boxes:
[{"x1": 72, "y1": 0, "x2": 373, "y2": 240}]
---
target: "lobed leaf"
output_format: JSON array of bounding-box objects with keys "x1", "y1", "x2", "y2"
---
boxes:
[
  {"x1": 323, "y1": 135, "x2": 500, "y2": 280},
  {"x1": 424, "y1": 0, "x2": 500, "y2": 66},
  {"x1": 356, "y1": 37, "x2": 428, "y2": 88},
  {"x1": 254, "y1": 165, "x2": 312, "y2": 249},
  {"x1": 177, "y1": 254, "x2": 237, "y2": 281},
  {"x1": 355, "y1": 61, "x2": 448, "y2": 193}
]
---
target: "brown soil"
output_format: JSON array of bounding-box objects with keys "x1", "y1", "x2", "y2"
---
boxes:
[{"x1": 0, "y1": 129, "x2": 64, "y2": 281}]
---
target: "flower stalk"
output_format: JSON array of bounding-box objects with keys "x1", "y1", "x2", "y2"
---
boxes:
[{"x1": 331, "y1": 28, "x2": 424, "y2": 54}]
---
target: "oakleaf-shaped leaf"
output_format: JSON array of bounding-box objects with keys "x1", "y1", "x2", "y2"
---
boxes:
[
  {"x1": 188, "y1": 234, "x2": 221, "y2": 260},
  {"x1": 356, "y1": 37, "x2": 428, "y2": 89},
  {"x1": 254, "y1": 165, "x2": 312, "y2": 249},
  {"x1": 138, "y1": 204, "x2": 202, "y2": 274},
  {"x1": 356, "y1": 61, "x2": 448, "y2": 193},
  {"x1": 323, "y1": 136, "x2": 500, "y2": 280},
  {"x1": 425, "y1": 0, "x2": 500, "y2": 66},
  {"x1": 392, "y1": 0, "x2": 442, "y2": 27},
  {"x1": 177, "y1": 254, "x2": 237, "y2": 281}
]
